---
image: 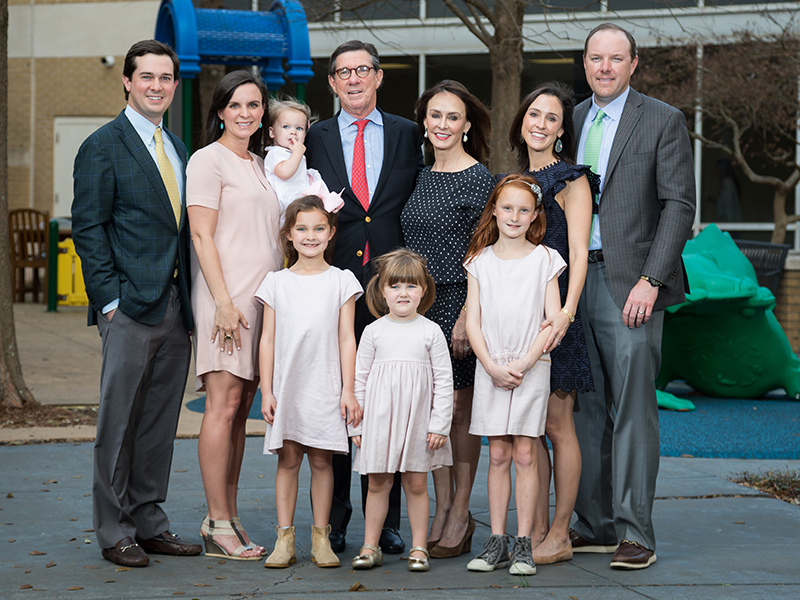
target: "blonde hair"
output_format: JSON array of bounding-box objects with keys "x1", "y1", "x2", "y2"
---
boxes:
[
  {"x1": 266, "y1": 97, "x2": 314, "y2": 146},
  {"x1": 364, "y1": 248, "x2": 436, "y2": 318}
]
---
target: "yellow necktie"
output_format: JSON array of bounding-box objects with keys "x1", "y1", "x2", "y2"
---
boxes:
[{"x1": 154, "y1": 126, "x2": 181, "y2": 228}]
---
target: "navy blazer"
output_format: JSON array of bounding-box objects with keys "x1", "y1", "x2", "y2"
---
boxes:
[
  {"x1": 305, "y1": 109, "x2": 424, "y2": 276},
  {"x1": 72, "y1": 110, "x2": 193, "y2": 330}
]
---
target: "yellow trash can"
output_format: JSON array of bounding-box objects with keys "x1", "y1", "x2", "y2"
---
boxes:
[{"x1": 57, "y1": 238, "x2": 89, "y2": 306}]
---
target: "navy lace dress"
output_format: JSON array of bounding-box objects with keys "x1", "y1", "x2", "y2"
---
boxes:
[{"x1": 527, "y1": 161, "x2": 599, "y2": 395}]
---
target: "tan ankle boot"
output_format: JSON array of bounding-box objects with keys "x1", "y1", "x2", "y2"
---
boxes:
[
  {"x1": 264, "y1": 526, "x2": 296, "y2": 568},
  {"x1": 310, "y1": 524, "x2": 340, "y2": 567}
]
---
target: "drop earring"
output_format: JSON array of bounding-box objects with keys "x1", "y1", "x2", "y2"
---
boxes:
[
  {"x1": 463, "y1": 131, "x2": 468, "y2": 143},
  {"x1": 555, "y1": 137, "x2": 563, "y2": 153},
  {"x1": 259, "y1": 123, "x2": 263, "y2": 129},
  {"x1": 220, "y1": 122, "x2": 224, "y2": 130},
  {"x1": 424, "y1": 128, "x2": 428, "y2": 139}
]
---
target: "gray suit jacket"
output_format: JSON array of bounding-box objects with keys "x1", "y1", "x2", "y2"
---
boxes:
[{"x1": 575, "y1": 88, "x2": 696, "y2": 310}]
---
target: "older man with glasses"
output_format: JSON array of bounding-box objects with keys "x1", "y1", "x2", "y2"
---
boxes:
[{"x1": 305, "y1": 39, "x2": 424, "y2": 557}]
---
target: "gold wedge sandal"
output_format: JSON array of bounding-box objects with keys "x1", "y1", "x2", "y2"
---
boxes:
[{"x1": 200, "y1": 516, "x2": 262, "y2": 561}]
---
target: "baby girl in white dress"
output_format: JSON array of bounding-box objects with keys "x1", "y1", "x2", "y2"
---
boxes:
[{"x1": 263, "y1": 98, "x2": 343, "y2": 223}]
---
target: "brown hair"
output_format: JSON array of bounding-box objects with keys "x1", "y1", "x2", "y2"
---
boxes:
[
  {"x1": 123, "y1": 40, "x2": 180, "y2": 101},
  {"x1": 328, "y1": 40, "x2": 381, "y2": 79},
  {"x1": 414, "y1": 80, "x2": 491, "y2": 164},
  {"x1": 464, "y1": 174, "x2": 547, "y2": 265},
  {"x1": 204, "y1": 70, "x2": 269, "y2": 156},
  {"x1": 280, "y1": 196, "x2": 338, "y2": 267},
  {"x1": 584, "y1": 23, "x2": 638, "y2": 60},
  {"x1": 364, "y1": 248, "x2": 436, "y2": 318},
  {"x1": 508, "y1": 81, "x2": 576, "y2": 170}
]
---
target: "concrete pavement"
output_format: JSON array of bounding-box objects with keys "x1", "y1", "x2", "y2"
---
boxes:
[{"x1": 2, "y1": 303, "x2": 799, "y2": 599}]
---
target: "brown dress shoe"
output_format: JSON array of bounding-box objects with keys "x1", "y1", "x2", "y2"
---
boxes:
[
  {"x1": 101, "y1": 536, "x2": 149, "y2": 567},
  {"x1": 569, "y1": 529, "x2": 617, "y2": 554},
  {"x1": 610, "y1": 540, "x2": 657, "y2": 569},
  {"x1": 138, "y1": 531, "x2": 202, "y2": 556}
]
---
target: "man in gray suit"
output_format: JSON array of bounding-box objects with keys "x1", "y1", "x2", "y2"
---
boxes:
[
  {"x1": 72, "y1": 40, "x2": 201, "y2": 567},
  {"x1": 570, "y1": 24, "x2": 695, "y2": 569}
]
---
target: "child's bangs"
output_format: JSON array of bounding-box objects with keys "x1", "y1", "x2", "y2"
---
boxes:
[{"x1": 381, "y1": 256, "x2": 428, "y2": 288}]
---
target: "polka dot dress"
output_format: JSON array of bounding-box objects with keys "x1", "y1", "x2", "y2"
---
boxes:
[{"x1": 401, "y1": 163, "x2": 496, "y2": 389}]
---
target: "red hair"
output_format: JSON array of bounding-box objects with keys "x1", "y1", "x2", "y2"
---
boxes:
[{"x1": 464, "y1": 174, "x2": 547, "y2": 265}]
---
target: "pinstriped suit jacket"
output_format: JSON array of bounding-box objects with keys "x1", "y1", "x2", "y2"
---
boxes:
[
  {"x1": 575, "y1": 88, "x2": 696, "y2": 311},
  {"x1": 72, "y1": 110, "x2": 193, "y2": 330}
]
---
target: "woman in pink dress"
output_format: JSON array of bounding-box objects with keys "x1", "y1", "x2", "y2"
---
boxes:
[{"x1": 187, "y1": 71, "x2": 283, "y2": 560}]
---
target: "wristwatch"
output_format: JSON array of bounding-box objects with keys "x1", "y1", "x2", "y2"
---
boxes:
[{"x1": 640, "y1": 275, "x2": 663, "y2": 287}]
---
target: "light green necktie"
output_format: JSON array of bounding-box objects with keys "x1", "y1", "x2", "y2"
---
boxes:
[
  {"x1": 585, "y1": 109, "x2": 605, "y2": 244},
  {"x1": 584, "y1": 109, "x2": 606, "y2": 177}
]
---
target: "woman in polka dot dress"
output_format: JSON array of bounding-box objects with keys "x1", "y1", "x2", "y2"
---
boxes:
[{"x1": 401, "y1": 80, "x2": 495, "y2": 558}]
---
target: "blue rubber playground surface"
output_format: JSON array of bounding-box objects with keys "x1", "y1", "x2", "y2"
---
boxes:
[{"x1": 187, "y1": 386, "x2": 800, "y2": 460}]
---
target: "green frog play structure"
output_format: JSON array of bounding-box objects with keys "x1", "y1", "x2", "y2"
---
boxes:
[{"x1": 656, "y1": 224, "x2": 800, "y2": 410}]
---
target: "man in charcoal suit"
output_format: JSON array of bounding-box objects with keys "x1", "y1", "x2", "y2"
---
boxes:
[{"x1": 570, "y1": 23, "x2": 696, "y2": 569}]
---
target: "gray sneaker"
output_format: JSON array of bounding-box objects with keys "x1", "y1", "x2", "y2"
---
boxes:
[
  {"x1": 466, "y1": 534, "x2": 510, "y2": 572},
  {"x1": 508, "y1": 536, "x2": 536, "y2": 575}
]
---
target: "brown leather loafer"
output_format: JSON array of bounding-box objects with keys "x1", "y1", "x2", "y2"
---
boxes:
[
  {"x1": 610, "y1": 540, "x2": 657, "y2": 569},
  {"x1": 138, "y1": 531, "x2": 202, "y2": 556},
  {"x1": 569, "y1": 529, "x2": 617, "y2": 554},
  {"x1": 101, "y1": 536, "x2": 149, "y2": 567}
]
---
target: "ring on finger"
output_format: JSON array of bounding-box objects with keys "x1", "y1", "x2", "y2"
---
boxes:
[
  {"x1": 637, "y1": 309, "x2": 645, "y2": 315},
  {"x1": 224, "y1": 334, "x2": 233, "y2": 340}
]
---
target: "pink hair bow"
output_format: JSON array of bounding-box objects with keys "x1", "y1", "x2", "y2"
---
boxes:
[{"x1": 304, "y1": 180, "x2": 345, "y2": 214}]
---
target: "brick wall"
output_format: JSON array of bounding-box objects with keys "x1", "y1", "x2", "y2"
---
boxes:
[
  {"x1": 33, "y1": 57, "x2": 124, "y2": 211},
  {"x1": 775, "y1": 268, "x2": 800, "y2": 353},
  {"x1": 8, "y1": 58, "x2": 32, "y2": 209},
  {"x1": 8, "y1": 56, "x2": 124, "y2": 212}
]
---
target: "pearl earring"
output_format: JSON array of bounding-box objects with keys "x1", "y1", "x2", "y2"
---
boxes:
[
  {"x1": 424, "y1": 128, "x2": 428, "y2": 139},
  {"x1": 463, "y1": 131, "x2": 468, "y2": 143}
]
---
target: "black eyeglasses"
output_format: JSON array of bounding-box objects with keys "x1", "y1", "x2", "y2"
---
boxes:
[{"x1": 335, "y1": 65, "x2": 375, "y2": 80}]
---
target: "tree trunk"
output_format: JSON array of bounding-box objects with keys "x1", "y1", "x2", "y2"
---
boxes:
[
  {"x1": 0, "y1": 0, "x2": 36, "y2": 407},
  {"x1": 487, "y1": 1, "x2": 524, "y2": 174},
  {"x1": 771, "y1": 185, "x2": 792, "y2": 245}
]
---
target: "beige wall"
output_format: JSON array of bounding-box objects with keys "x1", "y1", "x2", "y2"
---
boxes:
[
  {"x1": 8, "y1": 56, "x2": 125, "y2": 212},
  {"x1": 8, "y1": 59, "x2": 32, "y2": 210},
  {"x1": 8, "y1": 0, "x2": 158, "y2": 213}
]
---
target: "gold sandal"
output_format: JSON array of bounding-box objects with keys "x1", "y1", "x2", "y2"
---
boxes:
[
  {"x1": 407, "y1": 546, "x2": 430, "y2": 572},
  {"x1": 231, "y1": 516, "x2": 266, "y2": 555},
  {"x1": 200, "y1": 516, "x2": 262, "y2": 561}
]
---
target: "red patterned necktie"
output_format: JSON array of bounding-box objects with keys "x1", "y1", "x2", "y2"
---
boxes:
[{"x1": 352, "y1": 119, "x2": 370, "y2": 265}]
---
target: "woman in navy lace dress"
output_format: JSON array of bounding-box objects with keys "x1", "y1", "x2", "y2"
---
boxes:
[{"x1": 508, "y1": 82, "x2": 597, "y2": 565}]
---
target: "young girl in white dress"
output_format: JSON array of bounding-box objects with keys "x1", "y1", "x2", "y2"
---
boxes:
[
  {"x1": 348, "y1": 248, "x2": 454, "y2": 573},
  {"x1": 263, "y1": 99, "x2": 343, "y2": 223},
  {"x1": 463, "y1": 174, "x2": 566, "y2": 576},
  {"x1": 255, "y1": 195, "x2": 363, "y2": 569}
]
